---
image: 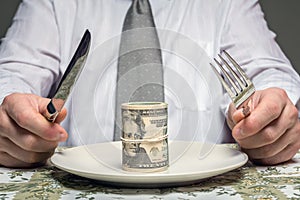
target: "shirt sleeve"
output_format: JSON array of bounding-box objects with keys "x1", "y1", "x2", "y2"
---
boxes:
[
  {"x1": 0, "y1": 0, "x2": 60, "y2": 104},
  {"x1": 219, "y1": 0, "x2": 300, "y2": 115}
]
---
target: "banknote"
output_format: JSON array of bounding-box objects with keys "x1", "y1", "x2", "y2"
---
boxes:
[{"x1": 121, "y1": 102, "x2": 169, "y2": 172}]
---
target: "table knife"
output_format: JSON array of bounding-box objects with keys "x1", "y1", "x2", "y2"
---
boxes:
[{"x1": 44, "y1": 29, "x2": 91, "y2": 122}]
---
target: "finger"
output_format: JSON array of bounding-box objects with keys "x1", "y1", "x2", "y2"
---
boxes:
[
  {"x1": 237, "y1": 102, "x2": 298, "y2": 149},
  {"x1": 226, "y1": 103, "x2": 236, "y2": 129},
  {"x1": 0, "y1": 111, "x2": 62, "y2": 152},
  {"x1": 0, "y1": 152, "x2": 46, "y2": 168},
  {"x1": 232, "y1": 94, "x2": 285, "y2": 140},
  {"x1": 3, "y1": 94, "x2": 67, "y2": 141},
  {"x1": 251, "y1": 142, "x2": 300, "y2": 166},
  {"x1": 4, "y1": 130, "x2": 59, "y2": 153},
  {"x1": 232, "y1": 99, "x2": 252, "y2": 124},
  {"x1": 54, "y1": 108, "x2": 67, "y2": 124},
  {"x1": 38, "y1": 98, "x2": 68, "y2": 140},
  {"x1": 0, "y1": 137, "x2": 54, "y2": 165},
  {"x1": 242, "y1": 131, "x2": 289, "y2": 160},
  {"x1": 232, "y1": 106, "x2": 249, "y2": 124},
  {"x1": 243, "y1": 120, "x2": 300, "y2": 163},
  {"x1": 1, "y1": 108, "x2": 66, "y2": 152},
  {"x1": 227, "y1": 99, "x2": 252, "y2": 130}
]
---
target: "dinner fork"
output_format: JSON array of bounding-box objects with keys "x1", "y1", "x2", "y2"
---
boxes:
[{"x1": 210, "y1": 50, "x2": 255, "y2": 112}]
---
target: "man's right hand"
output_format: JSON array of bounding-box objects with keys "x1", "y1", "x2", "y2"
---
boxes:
[{"x1": 0, "y1": 93, "x2": 68, "y2": 168}]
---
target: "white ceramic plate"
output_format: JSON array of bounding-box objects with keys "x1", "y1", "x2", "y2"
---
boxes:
[{"x1": 51, "y1": 141, "x2": 248, "y2": 187}]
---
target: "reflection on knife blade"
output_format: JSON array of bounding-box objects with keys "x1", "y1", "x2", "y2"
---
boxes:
[{"x1": 45, "y1": 29, "x2": 91, "y2": 122}]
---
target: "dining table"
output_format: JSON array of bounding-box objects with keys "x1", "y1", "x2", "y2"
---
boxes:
[{"x1": 1, "y1": 144, "x2": 300, "y2": 200}]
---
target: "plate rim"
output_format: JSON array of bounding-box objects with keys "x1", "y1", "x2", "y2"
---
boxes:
[{"x1": 51, "y1": 141, "x2": 248, "y2": 185}]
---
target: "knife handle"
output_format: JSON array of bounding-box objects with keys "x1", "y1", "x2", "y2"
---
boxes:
[{"x1": 45, "y1": 99, "x2": 59, "y2": 122}]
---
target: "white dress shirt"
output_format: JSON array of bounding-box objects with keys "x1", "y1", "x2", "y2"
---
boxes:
[{"x1": 0, "y1": 0, "x2": 300, "y2": 146}]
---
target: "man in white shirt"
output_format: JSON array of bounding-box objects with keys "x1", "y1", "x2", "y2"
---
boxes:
[{"x1": 0, "y1": 0, "x2": 300, "y2": 168}]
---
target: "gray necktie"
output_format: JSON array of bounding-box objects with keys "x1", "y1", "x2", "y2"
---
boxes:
[{"x1": 114, "y1": 0, "x2": 164, "y2": 140}]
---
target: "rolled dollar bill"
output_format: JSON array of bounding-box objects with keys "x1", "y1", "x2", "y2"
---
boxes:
[{"x1": 121, "y1": 102, "x2": 169, "y2": 172}]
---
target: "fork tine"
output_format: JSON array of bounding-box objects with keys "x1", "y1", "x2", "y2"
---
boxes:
[
  {"x1": 210, "y1": 63, "x2": 236, "y2": 99},
  {"x1": 218, "y1": 53, "x2": 246, "y2": 90},
  {"x1": 223, "y1": 50, "x2": 251, "y2": 86},
  {"x1": 209, "y1": 63, "x2": 236, "y2": 98},
  {"x1": 213, "y1": 58, "x2": 240, "y2": 95},
  {"x1": 211, "y1": 50, "x2": 255, "y2": 109}
]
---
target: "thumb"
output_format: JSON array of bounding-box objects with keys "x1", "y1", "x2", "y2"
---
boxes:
[
  {"x1": 232, "y1": 99, "x2": 252, "y2": 124},
  {"x1": 54, "y1": 108, "x2": 67, "y2": 124},
  {"x1": 226, "y1": 103, "x2": 237, "y2": 129},
  {"x1": 39, "y1": 98, "x2": 67, "y2": 123},
  {"x1": 226, "y1": 99, "x2": 253, "y2": 129}
]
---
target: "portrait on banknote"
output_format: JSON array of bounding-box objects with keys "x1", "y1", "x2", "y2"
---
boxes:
[
  {"x1": 121, "y1": 102, "x2": 169, "y2": 172},
  {"x1": 122, "y1": 110, "x2": 152, "y2": 166}
]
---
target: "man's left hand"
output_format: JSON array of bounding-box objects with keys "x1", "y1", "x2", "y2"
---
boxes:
[{"x1": 227, "y1": 87, "x2": 300, "y2": 165}]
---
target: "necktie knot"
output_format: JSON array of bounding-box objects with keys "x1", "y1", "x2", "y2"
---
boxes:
[
  {"x1": 123, "y1": 0, "x2": 155, "y2": 31},
  {"x1": 132, "y1": 0, "x2": 152, "y2": 15}
]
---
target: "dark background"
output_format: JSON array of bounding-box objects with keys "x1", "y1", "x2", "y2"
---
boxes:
[{"x1": 0, "y1": 0, "x2": 299, "y2": 74}]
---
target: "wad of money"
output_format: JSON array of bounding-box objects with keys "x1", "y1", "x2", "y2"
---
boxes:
[{"x1": 121, "y1": 102, "x2": 169, "y2": 172}]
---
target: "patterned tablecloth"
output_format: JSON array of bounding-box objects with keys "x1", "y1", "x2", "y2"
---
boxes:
[{"x1": 1, "y1": 145, "x2": 300, "y2": 200}]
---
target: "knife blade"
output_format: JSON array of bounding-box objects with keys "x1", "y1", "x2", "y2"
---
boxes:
[{"x1": 44, "y1": 29, "x2": 91, "y2": 122}]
